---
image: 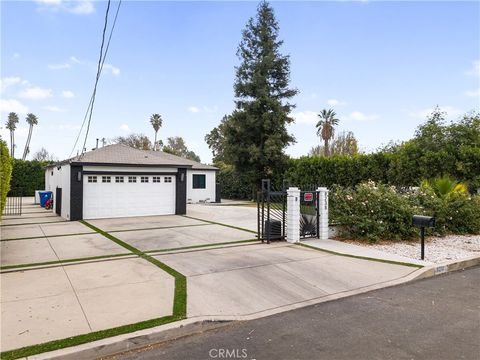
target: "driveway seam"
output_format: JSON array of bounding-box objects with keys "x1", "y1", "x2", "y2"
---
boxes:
[{"x1": 40, "y1": 226, "x2": 94, "y2": 332}]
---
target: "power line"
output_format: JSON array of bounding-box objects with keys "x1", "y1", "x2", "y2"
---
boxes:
[{"x1": 69, "y1": 0, "x2": 122, "y2": 158}]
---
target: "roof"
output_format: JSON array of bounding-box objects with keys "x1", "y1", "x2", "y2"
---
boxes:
[{"x1": 46, "y1": 144, "x2": 217, "y2": 170}]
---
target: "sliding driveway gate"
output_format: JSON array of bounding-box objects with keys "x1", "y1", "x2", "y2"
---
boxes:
[{"x1": 257, "y1": 180, "x2": 321, "y2": 243}]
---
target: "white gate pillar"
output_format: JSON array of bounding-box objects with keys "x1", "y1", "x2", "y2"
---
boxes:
[
  {"x1": 286, "y1": 187, "x2": 300, "y2": 243},
  {"x1": 317, "y1": 187, "x2": 329, "y2": 240}
]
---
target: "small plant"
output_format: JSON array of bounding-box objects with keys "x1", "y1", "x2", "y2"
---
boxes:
[{"x1": 420, "y1": 176, "x2": 468, "y2": 198}]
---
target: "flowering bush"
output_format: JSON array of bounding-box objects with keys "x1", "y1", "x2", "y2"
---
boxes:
[
  {"x1": 330, "y1": 180, "x2": 480, "y2": 242},
  {"x1": 330, "y1": 181, "x2": 417, "y2": 242}
]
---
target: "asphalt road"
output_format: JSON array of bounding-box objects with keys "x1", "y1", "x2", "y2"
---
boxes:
[{"x1": 115, "y1": 267, "x2": 480, "y2": 360}]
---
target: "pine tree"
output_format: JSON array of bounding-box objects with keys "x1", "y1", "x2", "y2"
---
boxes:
[{"x1": 208, "y1": 1, "x2": 297, "y2": 185}]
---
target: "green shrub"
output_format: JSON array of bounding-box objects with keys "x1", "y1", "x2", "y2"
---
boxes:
[
  {"x1": 330, "y1": 181, "x2": 417, "y2": 242},
  {"x1": 10, "y1": 159, "x2": 51, "y2": 196},
  {"x1": 0, "y1": 139, "x2": 13, "y2": 212},
  {"x1": 217, "y1": 164, "x2": 256, "y2": 200}
]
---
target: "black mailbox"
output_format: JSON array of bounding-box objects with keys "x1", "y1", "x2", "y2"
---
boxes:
[{"x1": 412, "y1": 215, "x2": 435, "y2": 228}]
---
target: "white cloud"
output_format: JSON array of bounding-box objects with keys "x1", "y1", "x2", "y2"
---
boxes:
[
  {"x1": 18, "y1": 86, "x2": 53, "y2": 100},
  {"x1": 103, "y1": 63, "x2": 120, "y2": 76},
  {"x1": 465, "y1": 88, "x2": 480, "y2": 97},
  {"x1": 327, "y1": 99, "x2": 347, "y2": 106},
  {"x1": 44, "y1": 105, "x2": 65, "y2": 112},
  {"x1": 408, "y1": 106, "x2": 464, "y2": 119},
  {"x1": 0, "y1": 99, "x2": 29, "y2": 114},
  {"x1": 12, "y1": 53, "x2": 20, "y2": 60},
  {"x1": 70, "y1": 56, "x2": 83, "y2": 64},
  {"x1": 466, "y1": 60, "x2": 480, "y2": 77},
  {"x1": 188, "y1": 105, "x2": 218, "y2": 113},
  {"x1": 344, "y1": 111, "x2": 379, "y2": 122},
  {"x1": 48, "y1": 63, "x2": 71, "y2": 70},
  {"x1": 291, "y1": 110, "x2": 318, "y2": 124},
  {"x1": 188, "y1": 106, "x2": 201, "y2": 113},
  {"x1": 0, "y1": 77, "x2": 22, "y2": 92},
  {"x1": 62, "y1": 90, "x2": 75, "y2": 98},
  {"x1": 59, "y1": 123, "x2": 81, "y2": 130},
  {"x1": 119, "y1": 124, "x2": 131, "y2": 132},
  {"x1": 35, "y1": 0, "x2": 95, "y2": 15}
]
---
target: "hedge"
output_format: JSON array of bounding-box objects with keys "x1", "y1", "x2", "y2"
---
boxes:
[
  {"x1": 10, "y1": 159, "x2": 52, "y2": 196},
  {"x1": 1, "y1": 140, "x2": 13, "y2": 212}
]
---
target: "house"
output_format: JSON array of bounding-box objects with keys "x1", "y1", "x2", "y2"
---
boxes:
[{"x1": 45, "y1": 144, "x2": 218, "y2": 220}]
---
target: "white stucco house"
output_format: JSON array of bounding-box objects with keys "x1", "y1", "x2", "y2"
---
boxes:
[{"x1": 44, "y1": 144, "x2": 218, "y2": 220}]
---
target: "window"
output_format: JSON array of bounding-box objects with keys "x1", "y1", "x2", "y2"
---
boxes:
[
  {"x1": 88, "y1": 176, "x2": 97, "y2": 183},
  {"x1": 115, "y1": 176, "x2": 124, "y2": 183},
  {"x1": 128, "y1": 176, "x2": 137, "y2": 183},
  {"x1": 164, "y1": 176, "x2": 172, "y2": 183},
  {"x1": 102, "y1": 176, "x2": 111, "y2": 183},
  {"x1": 192, "y1": 174, "x2": 206, "y2": 189},
  {"x1": 153, "y1": 176, "x2": 161, "y2": 183},
  {"x1": 141, "y1": 176, "x2": 149, "y2": 183}
]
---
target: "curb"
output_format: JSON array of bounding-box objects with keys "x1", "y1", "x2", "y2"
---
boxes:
[{"x1": 20, "y1": 255, "x2": 480, "y2": 360}]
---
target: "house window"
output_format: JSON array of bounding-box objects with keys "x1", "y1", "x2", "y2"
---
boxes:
[
  {"x1": 153, "y1": 176, "x2": 161, "y2": 183},
  {"x1": 88, "y1": 176, "x2": 97, "y2": 183},
  {"x1": 164, "y1": 176, "x2": 172, "y2": 183},
  {"x1": 192, "y1": 174, "x2": 206, "y2": 189},
  {"x1": 115, "y1": 176, "x2": 124, "y2": 183},
  {"x1": 128, "y1": 176, "x2": 137, "y2": 183},
  {"x1": 141, "y1": 176, "x2": 149, "y2": 183},
  {"x1": 102, "y1": 176, "x2": 111, "y2": 183}
]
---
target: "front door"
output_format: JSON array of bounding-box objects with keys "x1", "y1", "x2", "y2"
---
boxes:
[{"x1": 55, "y1": 187, "x2": 62, "y2": 215}]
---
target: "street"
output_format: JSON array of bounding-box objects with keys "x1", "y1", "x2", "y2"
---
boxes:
[{"x1": 111, "y1": 267, "x2": 480, "y2": 360}]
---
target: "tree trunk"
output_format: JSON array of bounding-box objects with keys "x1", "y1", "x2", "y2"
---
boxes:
[
  {"x1": 324, "y1": 139, "x2": 329, "y2": 157},
  {"x1": 154, "y1": 131, "x2": 158, "y2": 151},
  {"x1": 10, "y1": 131, "x2": 13, "y2": 157},
  {"x1": 12, "y1": 131, "x2": 15, "y2": 158},
  {"x1": 23, "y1": 126, "x2": 33, "y2": 160}
]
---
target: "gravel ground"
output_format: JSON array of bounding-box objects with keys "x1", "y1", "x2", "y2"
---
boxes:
[{"x1": 346, "y1": 235, "x2": 480, "y2": 263}]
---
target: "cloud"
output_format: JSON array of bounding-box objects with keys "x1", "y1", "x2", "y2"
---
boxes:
[
  {"x1": 35, "y1": 0, "x2": 95, "y2": 15},
  {"x1": 48, "y1": 63, "x2": 71, "y2": 70},
  {"x1": 188, "y1": 106, "x2": 201, "y2": 113},
  {"x1": 103, "y1": 63, "x2": 120, "y2": 76},
  {"x1": 0, "y1": 77, "x2": 22, "y2": 92},
  {"x1": 291, "y1": 110, "x2": 318, "y2": 124},
  {"x1": 119, "y1": 124, "x2": 131, "y2": 132},
  {"x1": 408, "y1": 106, "x2": 464, "y2": 119},
  {"x1": 18, "y1": 86, "x2": 53, "y2": 100},
  {"x1": 465, "y1": 88, "x2": 480, "y2": 98},
  {"x1": 466, "y1": 60, "x2": 480, "y2": 77},
  {"x1": 344, "y1": 111, "x2": 379, "y2": 122},
  {"x1": 188, "y1": 105, "x2": 218, "y2": 113},
  {"x1": 62, "y1": 90, "x2": 75, "y2": 98},
  {"x1": 70, "y1": 56, "x2": 83, "y2": 64},
  {"x1": 327, "y1": 99, "x2": 347, "y2": 106},
  {"x1": 0, "y1": 99, "x2": 29, "y2": 114},
  {"x1": 12, "y1": 53, "x2": 20, "y2": 60},
  {"x1": 44, "y1": 105, "x2": 65, "y2": 112},
  {"x1": 59, "y1": 123, "x2": 81, "y2": 130}
]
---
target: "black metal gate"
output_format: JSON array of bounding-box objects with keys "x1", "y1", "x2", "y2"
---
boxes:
[
  {"x1": 2, "y1": 188, "x2": 23, "y2": 216},
  {"x1": 257, "y1": 179, "x2": 286, "y2": 243},
  {"x1": 300, "y1": 190, "x2": 320, "y2": 238}
]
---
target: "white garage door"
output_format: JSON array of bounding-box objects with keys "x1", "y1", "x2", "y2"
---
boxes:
[{"x1": 83, "y1": 174, "x2": 176, "y2": 219}]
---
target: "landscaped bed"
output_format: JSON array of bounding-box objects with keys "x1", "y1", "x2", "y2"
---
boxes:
[{"x1": 342, "y1": 235, "x2": 480, "y2": 264}]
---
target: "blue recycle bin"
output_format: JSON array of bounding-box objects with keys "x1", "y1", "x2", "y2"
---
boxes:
[{"x1": 39, "y1": 191, "x2": 53, "y2": 207}]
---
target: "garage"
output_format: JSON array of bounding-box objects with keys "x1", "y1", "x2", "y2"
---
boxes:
[
  {"x1": 83, "y1": 174, "x2": 176, "y2": 219},
  {"x1": 44, "y1": 144, "x2": 218, "y2": 221}
]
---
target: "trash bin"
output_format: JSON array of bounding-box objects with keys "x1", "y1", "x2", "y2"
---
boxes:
[{"x1": 39, "y1": 191, "x2": 53, "y2": 207}]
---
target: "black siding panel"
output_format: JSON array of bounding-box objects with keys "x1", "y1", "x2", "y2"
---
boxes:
[
  {"x1": 175, "y1": 168, "x2": 187, "y2": 215},
  {"x1": 70, "y1": 165, "x2": 83, "y2": 221}
]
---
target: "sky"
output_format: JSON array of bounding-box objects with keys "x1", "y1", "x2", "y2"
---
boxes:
[{"x1": 1, "y1": 0, "x2": 479, "y2": 163}]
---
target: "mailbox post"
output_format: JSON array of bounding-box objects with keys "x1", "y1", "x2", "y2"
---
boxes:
[{"x1": 412, "y1": 215, "x2": 435, "y2": 260}]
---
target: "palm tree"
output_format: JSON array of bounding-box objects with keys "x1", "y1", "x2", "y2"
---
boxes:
[
  {"x1": 150, "y1": 113, "x2": 163, "y2": 151},
  {"x1": 315, "y1": 109, "x2": 340, "y2": 157},
  {"x1": 22, "y1": 113, "x2": 38, "y2": 160},
  {"x1": 5, "y1": 112, "x2": 19, "y2": 157}
]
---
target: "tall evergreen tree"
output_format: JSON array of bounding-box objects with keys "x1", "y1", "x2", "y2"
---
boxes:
[
  {"x1": 5, "y1": 112, "x2": 19, "y2": 157},
  {"x1": 150, "y1": 113, "x2": 163, "y2": 151},
  {"x1": 207, "y1": 1, "x2": 297, "y2": 185},
  {"x1": 22, "y1": 113, "x2": 38, "y2": 160}
]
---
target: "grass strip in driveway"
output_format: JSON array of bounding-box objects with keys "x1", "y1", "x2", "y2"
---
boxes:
[
  {"x1": 108, "y1": 222, "x2": 211, "y2": 234},
  {"x1": 0, "y1": 231, "x2": 96, "y2": 242},
  {"x1": 0, "y1": 253, "x2": 133, "y2": 272},
  {"x1": 183, "y1": 215, "x2": 257, "y2": 234},
  {"x1": 0, "y1": 221, "x2": 187, "y2": 360},
  {"x1": 145, "y1": 238, "x2": 259, "y2": 255},
  {"x1": 0, "y1": 220, "x2": 67, "y2": 227},
  {"x1": 298, "y1": 243, "x2": 423, "y2": 268}
]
